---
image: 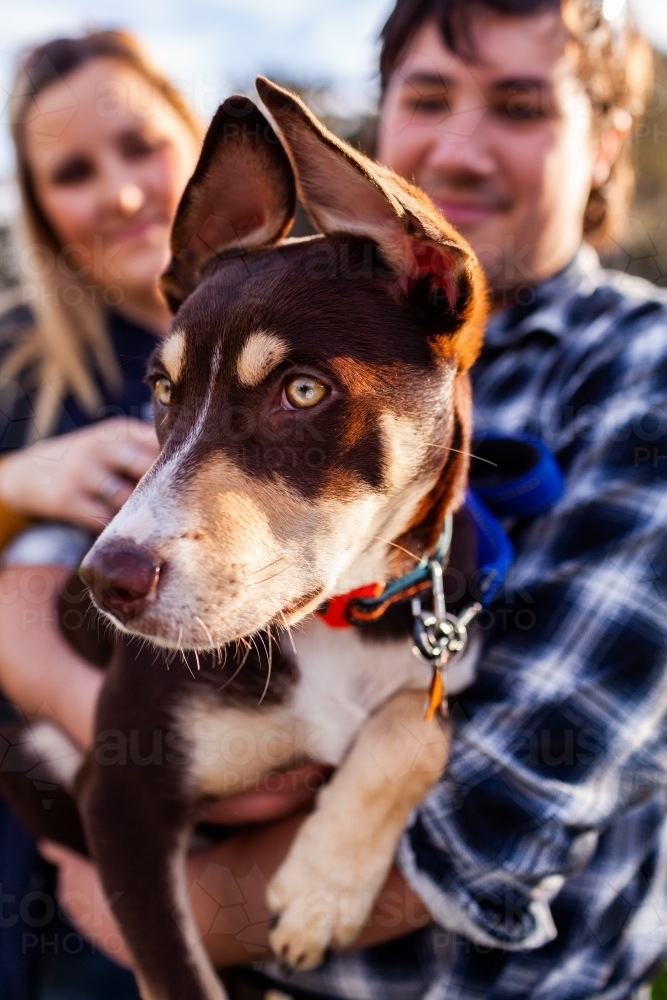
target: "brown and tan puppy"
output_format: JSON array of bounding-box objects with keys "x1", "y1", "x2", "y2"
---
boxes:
[{"x1": 0, "y1": 78, "x2": 487, "y2": 1000}]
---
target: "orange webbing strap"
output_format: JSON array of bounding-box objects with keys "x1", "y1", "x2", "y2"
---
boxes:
[
  {"x1": 0, "y1": 457, "x2": 30, "y2": 552},
  {"x1": 425, "y1": 667, "x2": 445, "y2": 722},
  {"x1": 0, "y1": 503, "x2": 29, "y2": 553}
]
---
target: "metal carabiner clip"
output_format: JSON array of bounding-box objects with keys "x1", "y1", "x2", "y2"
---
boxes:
[{"x1": 411, "y1": 557, "x2": 483, "y2": 662}]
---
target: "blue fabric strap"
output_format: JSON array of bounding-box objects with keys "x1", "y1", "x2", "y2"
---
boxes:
[
  {"x1": 465, "y1": 489, "x2": 514, "y2": 608},
  {"x1": 470, "y1": 432, "x2": 564, "y2": 519}
]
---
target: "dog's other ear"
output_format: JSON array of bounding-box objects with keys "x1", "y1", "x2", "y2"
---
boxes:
[
  {"x1": 256, "y1": 76, "x2": 486, "y2": 371},
  {"x1": 161, "y1": 96, "x2": 296, "y2": 310}
]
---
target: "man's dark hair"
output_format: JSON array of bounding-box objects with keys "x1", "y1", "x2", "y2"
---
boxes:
[{"x1": 379, "y1": 0, "x2": 653, "y2": 242}]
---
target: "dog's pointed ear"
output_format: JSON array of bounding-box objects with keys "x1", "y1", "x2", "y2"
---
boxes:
[
  {"x1": 161, "y1": 96, "x2": 296, "y2": 310},
  {"x1": 256, "y1": 76, "x2": 486, "y2": 371}
]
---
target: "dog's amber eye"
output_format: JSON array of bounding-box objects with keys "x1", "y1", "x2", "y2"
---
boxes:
[
  {"x1": 283, "y1": 376, "x2": 328, "y2": 409},
  {"x1": 153, "y1": 377, "x2": 172, "y2": 406}
]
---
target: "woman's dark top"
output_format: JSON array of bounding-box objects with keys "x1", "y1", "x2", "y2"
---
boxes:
[
  {"x1": 0, "y1": 305, "x2": 158, "y2": 1000},
  {"x1": 0, "y1": 305, "x2": 158, "y2": 454}
]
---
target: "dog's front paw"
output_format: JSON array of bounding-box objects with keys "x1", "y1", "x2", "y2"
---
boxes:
[{"x1": 267, "y1": 844, "x2": 378, "y2": 970}]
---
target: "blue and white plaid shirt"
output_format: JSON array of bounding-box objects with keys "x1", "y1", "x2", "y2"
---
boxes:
[{"x1": 263, "y1": 247, "x2": 667, "y2": 1000}]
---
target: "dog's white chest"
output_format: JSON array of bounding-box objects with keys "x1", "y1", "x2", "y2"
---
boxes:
[
  {"x1": 285, "y1": 616, "x2": 479, "y2": 766},
  {"x1": 178, "y1": 620, "x2": 480, "y2": 800}
]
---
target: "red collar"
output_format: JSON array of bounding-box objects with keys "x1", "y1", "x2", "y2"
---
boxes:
[
  {"x1": 315, "y1": 582, "x2": 385, "y2": 628},
  {"x1": 316, "y1": 578, "x2": 444, "y2": 722}
]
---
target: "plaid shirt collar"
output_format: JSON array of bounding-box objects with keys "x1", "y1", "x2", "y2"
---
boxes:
[{"x1": 485, "y1": 243, "x2": 602, "y2": 348}]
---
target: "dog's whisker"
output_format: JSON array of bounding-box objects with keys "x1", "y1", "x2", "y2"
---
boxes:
[
  {"x1": 258, "y1": 628, "x2": 272, "y2": 706},
  {"x1": 195, "y1": 616, "x2": 215, "y2": 650},
  {"x1": 424, "y1": 443, "x2": 498, "y2": 467},
  {"x1": 73, "y1": 514, "x2": 109, "y2": 527},
  {"x1": 134, "y1": 635, "x2": 150, "y2": 660},
  {"x1": 175, "y1": 626, "x2": 196, "y2": 677},
  {"x1": 255, "y1": 629, "x2": 270, "y2": 662},
  {"x1": 247, "y1": 562, "x2": 296, "y2": 588},
  {"x1": 247, "y1": 556, "x2": 283, "y2": 578},
  {"x1": 279, "y1": 610, "x2": 298, "y2": 656},
  {"x1": 370, "y1": 534, "x2": 422, "y2": 565},
  {"x1": 183, "y1": 655, "x2": 196, "y2": 680},
  {"x1": 216, "y1": 643, "x2": 251, "y2": 691}
]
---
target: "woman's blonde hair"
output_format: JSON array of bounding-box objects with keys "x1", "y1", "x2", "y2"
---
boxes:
[{"x1": 4, "y1": 30, "x2": 202, "y2": 439}]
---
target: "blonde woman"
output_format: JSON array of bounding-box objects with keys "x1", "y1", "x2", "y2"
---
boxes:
[
  {"x1": 0, "y1": 31, "x2": 201, "y2": 998},
  {"x1": 0, "y1": 31, "x2": 202, "y2": 531},
  {"x1": 0, "y1": 30, "x2": 202, "y2": 740}
]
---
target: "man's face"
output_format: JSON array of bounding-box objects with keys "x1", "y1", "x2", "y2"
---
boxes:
[{"x1": 377, "y1": 11, "x2": 601, "y2": 295}]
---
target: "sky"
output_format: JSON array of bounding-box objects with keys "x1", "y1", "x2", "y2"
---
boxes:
[
  {"x1": 0, "y1": 0, "x2": 666, "y2": 215},
  {"x1": 0, "y1": 0, "x2": 394, "y2": 192}
]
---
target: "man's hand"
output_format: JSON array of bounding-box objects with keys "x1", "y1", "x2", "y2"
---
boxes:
[
  {"x1": 0, "y1": 418, "x2": 159, "y2": 532},
  {"x1": 39, "y1": 811, "x2": 430, "y2": 972}
]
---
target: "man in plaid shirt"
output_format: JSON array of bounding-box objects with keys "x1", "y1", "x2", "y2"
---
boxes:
[
  {"x1": 40, "y1": 1, "x2": 667, "y2": 998},
  {"x1": 256, "y1": 2, "x2": 667, "y2": 996}
]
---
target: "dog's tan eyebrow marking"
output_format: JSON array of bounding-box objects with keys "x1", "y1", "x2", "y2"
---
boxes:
[
  {"x1": 160, "y1": 329, "x2": 186, "y2": 382},
  {"x1": 236, "y1": 331, "x2": 289, "y2": 388}
]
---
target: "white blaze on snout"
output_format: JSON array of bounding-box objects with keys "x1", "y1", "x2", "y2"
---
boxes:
[{"x1": 236, "y1": 330, "x2": 288, "y2": 387}]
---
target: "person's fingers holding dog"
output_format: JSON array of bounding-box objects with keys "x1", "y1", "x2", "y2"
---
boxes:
[
  {"x1": 0, "y1": 417, "x2": 159, "y2": 530},
  {"x1": 89, "y1": 421, "x2": 160, "y2": 516}
]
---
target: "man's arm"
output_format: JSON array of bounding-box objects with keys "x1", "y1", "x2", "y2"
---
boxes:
[{"x1": 41, "y1": 817, "x2": 431, "y2": 971}]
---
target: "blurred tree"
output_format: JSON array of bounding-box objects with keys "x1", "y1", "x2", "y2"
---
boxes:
[{"x1": 601, "y1": 52, "x2": 667, "y2": 286}]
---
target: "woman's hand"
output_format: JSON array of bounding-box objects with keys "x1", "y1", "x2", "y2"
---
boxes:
[
  {"x1": 37, "y1": 809, "x2": 307, "y2": 972},
  {"x1": 0, "y1": 417, "x2": 159, "y2": 532}
]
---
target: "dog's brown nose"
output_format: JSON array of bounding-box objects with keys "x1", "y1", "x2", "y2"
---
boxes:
[{"x1": 80, "y1": 544, "x2": 161, "y2": 620}]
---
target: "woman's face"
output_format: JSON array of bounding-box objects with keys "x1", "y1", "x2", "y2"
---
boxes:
[{"x1": 23, "y1": 57, "x2": 200, "y2": 298}]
